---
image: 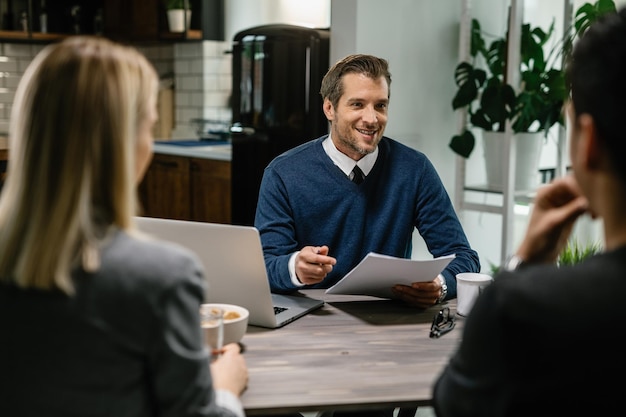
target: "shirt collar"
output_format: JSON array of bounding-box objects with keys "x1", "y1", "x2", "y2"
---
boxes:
[{"x1": 322, "y1": 134, "x2": 378, "y2": 177}]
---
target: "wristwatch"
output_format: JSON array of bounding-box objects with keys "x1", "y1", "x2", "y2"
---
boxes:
[
  {"x1": 504, "y1": 254, "x2": 526, "y2": 271},
  {"x1": 437, "y1": 275, "x2": 448, "y2": 303}
]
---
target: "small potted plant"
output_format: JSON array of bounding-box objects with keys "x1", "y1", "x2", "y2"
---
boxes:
[
  {"x1": 557, "y1": 239, "x2": 602, "y2": 267},
  {"x1": 165, "y1": 0, "x2": 191, "y2": 33},
  {"x1": 489, "y1": 239, "x2": 601, "y2": 275}
]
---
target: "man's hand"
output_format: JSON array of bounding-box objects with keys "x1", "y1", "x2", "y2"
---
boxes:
[
  {"x1": 517, "y1": 175, "x2": 589, "y2": 265},
  {"x1": 392, "y1": 275, "x2": 444, "y2": 308},
  {"x1": 295, "y1": 245, "x2": 337, "y2": 285}
]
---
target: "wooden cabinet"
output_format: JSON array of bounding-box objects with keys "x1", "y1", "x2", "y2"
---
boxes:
[
  {"x1": 139, "y1": 153, "x2": 189, "y2": 220},
  {"x1": 0, "y1": 0, "x2": 103, "y2": 42},
  {"x1": 139, "y1": 153, "x2": 231, "y2": 224},
  {"x1": 103, "y1": 0, "x2": 159, "y2": 42},
  {"x1": 189, "y1": 157, "x2": 231, "y2": 223},
  {"x1": 0, "y1": 0, "x2": 224, "y2": 43}
]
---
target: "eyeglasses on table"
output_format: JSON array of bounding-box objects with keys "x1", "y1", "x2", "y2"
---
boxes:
[{"x1": 430, "y1": 306, "x2": 456, "y2": 338}]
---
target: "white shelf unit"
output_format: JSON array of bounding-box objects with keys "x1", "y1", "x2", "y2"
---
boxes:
[{"x1": 453, "y1": 0, "x2": 572, "y2": 265}]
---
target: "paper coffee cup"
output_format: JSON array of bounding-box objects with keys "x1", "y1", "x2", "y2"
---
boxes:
[{"x1": 456, "y1": 272, "x2": 493, "y2": 317}]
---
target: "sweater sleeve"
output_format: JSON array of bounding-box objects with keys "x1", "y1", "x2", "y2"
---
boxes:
[
  {"x1": 413, "y1": 156, "x2": 481, "y2": 299},
  {"x1": 254, "y1": 164, "x2": 302, "y2": 292}
]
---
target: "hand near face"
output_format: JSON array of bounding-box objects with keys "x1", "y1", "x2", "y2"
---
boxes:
[{"x1": 516, "y1": 175, "x2": 589, "y2": 265}]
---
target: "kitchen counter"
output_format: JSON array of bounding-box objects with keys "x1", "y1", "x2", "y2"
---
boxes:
[
  {"x1": 0, "y1": 138, "x2": 229, "y2": 163},
  {"x1": 153, "y1": 140, "x2": 231, "y2": 161}
]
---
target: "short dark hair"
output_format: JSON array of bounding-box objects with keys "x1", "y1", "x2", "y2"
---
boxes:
[
  {"x1": 566, "y1": 7, "x2": 626, "y2": 183},
  {"x1": 319, "y1": 54, "x2": 392, "y2": 108}
]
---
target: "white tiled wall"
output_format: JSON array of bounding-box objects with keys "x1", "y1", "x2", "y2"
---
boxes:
[
  {"x1": 0, "y1": 43, "x2": 45, "y2": 134},
  {"x1": 171, "y1": 40, "x2": 233, "y2": 139},
  {"x1": 0, "y1": 40, "x2": 233, "y2": 141}
]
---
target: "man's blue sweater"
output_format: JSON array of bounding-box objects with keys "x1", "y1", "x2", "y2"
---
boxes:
[{"x1": 254, "y1": 136, "x2": 480, "y2": 298}]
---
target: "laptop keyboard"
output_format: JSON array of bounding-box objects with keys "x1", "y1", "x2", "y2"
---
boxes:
[{"x1": 273, "y1": 306, "x2": 288, "y2": 315}]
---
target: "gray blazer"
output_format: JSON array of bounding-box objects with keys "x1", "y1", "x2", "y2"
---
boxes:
[{"x1": 0, "y1": 229, "x2": 243, "y2": 417}]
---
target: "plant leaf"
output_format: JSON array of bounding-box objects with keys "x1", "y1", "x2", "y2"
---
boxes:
[
  {"x1": 470, "y1": 110, "x2": 495, "y2": 131},
  {"x1": 449, "y1": 130, "x2": 475, "y2": 158},
  {"x1": 480, "y1": 80, "x2": 515, "y2": 130},
  {"x1": 597, "y1": 0, "x2": 617, "y2": 14},
  {"x1": 452, "y1": 63, "x2": 486, "y2": 109},
  {"x1": 470, "y1": 19, "x2": 486, "y2": 58},
  {"x1": 557, "y1": 240, "x2": 602, "y2": 266},
  {"x1": 575, "y1": 0, "x2": 616, "y2": 36},
  {"x1": 485, "y1": 39, "x2": 506, "y2": 78}
]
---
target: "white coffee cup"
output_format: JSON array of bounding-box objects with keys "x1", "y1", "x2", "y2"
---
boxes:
[{"x1": 456, "y1": 272, "x2": 493, "y2": 317}]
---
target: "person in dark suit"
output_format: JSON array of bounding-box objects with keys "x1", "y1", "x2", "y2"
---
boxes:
[
  {"x1": 432, "y1": 7, "x2": 626, "y2": 416},
  {"x1": 0, "y1": 36, "x2": 247, "y2": 417}
]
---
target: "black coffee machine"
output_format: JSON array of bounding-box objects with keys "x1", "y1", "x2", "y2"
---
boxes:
[{"x1": 229, "y1": 24, "x2": 330, "y2": 226}]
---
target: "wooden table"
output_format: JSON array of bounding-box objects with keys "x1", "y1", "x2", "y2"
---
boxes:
[{"x1": 240, "y1": 290, "x2": 463, "y2": 415}]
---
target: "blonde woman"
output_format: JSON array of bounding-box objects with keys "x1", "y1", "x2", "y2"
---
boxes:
[{"x1": 0, "y1": 36, "x2": 247, "y2": 417}]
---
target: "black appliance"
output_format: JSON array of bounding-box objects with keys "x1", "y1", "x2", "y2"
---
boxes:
[{"x1": 230, "y1": 24, "x2": 330, "y2": 226}]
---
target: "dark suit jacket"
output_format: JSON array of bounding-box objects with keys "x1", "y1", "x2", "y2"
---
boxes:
[
  {"x1": 0, "y1": 229, "x2": 241, "y2": 417},
  {"x1": 433, "y1": 245, "x2": 626, "y2": 417}
]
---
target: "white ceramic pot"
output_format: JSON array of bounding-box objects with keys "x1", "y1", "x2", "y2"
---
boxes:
[
  {"x1": 482, "y1": 131, "x2": 544, "y2": 192},
  {"x1": 167, "y1": 9, "x2": 192, "y2": 32}
]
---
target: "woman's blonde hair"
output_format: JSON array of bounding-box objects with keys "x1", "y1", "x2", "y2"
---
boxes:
[{"x1": 0, "y1": 36, "x2": 158, "y2": 293}]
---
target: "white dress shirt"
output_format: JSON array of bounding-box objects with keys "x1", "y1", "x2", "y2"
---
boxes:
[{"x1": 288, "y1": 135, "x2": 378, "y2": 285}]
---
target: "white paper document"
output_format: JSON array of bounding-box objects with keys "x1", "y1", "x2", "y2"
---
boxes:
[{"x1": 325, "y1": 252, "x2": 456, "y2": 299}]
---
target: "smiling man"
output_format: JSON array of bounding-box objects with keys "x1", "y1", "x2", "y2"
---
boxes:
[{"x1": 254, "y1": 54, "x2": 480, "y2": 312}]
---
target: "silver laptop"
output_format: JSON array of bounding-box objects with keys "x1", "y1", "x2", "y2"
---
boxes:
[{"x1": 134, "y1": 216, "x2": 324, "y2": 328}]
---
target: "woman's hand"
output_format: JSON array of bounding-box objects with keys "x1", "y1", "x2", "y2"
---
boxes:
[{"x1": 210, "y1": 342, "x2": 249, "y2": 396}]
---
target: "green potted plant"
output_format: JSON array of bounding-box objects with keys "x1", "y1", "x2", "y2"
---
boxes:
[
  {"x1": 449, "y1": 0, "x2": 616, "y2": 191},
  {"x1": 449, "y1": 16, "x2": 567, "y2": 191},
  {"x1": 489, "y1": 239, "x2": 602, "y2": 275},
  {"x1": 449, "y1": 17, "x2": 566, "y2": 159},
  {"x1": 165, "y1": 0, "x2": 191, "y2": 32},
  {"x1": 557, "y1": 239, "x2": 602, "y2": 267}
]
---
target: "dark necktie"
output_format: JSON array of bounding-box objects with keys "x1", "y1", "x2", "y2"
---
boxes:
[{"x1": 352, "y1": 165, "x2": 364, "y2": 184}]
